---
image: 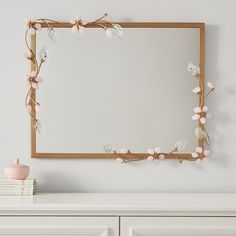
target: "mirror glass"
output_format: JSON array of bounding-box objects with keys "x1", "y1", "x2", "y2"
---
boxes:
[{"x1": 36, "y1": 27, "x2": 200, "y2": 154}]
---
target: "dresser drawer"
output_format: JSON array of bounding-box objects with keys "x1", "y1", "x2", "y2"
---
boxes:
[
  {"x1": 0, "y1": 217, "x2": 119, "y2": 236},
  {"x1": 121, "y1": 217, "x2": 236, "y2": 236}
]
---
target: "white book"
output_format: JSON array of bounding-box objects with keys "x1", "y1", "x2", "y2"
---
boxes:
[
  {"x1": 0, "y1": 192, "x2": 36, "y2": 196},
  {"x1": 0, "y1": 179, "x2": 36, "y2": 185},
  {"x1": 0, "y1": 187, "x2": 37, "y2": 191}
]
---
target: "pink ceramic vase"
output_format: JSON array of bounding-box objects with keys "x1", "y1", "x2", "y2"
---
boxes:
[{"x1": 4, "y1": 159, "x2": 29, "y2": 180}]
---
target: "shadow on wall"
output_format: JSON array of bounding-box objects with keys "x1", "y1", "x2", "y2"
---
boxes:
[{"x1": 206, "y1": 25, "x2": 233, "y2": 166}]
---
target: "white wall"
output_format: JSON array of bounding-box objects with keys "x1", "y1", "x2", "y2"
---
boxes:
[{"x1": 0, "y1": 0, "x2": 235, "y2": 193}]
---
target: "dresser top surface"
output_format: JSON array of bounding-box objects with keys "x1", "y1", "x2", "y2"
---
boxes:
[{"x1": 1, "y1": 193, "x2": 236, "y2": 216}]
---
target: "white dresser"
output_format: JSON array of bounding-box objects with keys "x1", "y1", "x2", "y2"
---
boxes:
[{"x1": 0, "y1": 193, "x2": 236, "y2": 236}]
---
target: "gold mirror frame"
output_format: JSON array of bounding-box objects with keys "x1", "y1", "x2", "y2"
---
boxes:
[{"x1": 30, "y1": 22, "x2": 205, "y2": 160}]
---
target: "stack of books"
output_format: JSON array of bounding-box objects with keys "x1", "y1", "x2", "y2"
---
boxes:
[{"x1": 0, "y1": 179, "x2": 37, "y2": 195}]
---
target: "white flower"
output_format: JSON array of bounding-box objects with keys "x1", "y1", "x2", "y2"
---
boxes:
[
  {"x1": 39, "y1": 47, "x2": 48, "y2": 62},
  {"x1": 147, "y1": 156, "x2": 154, "y2": 162},
  {"x1": 188, "y1": 62, "x2": 200, "y2": 77},
  {"x1": 207, "y1": 82, "x2": 214, "y2": 89},
  {"x1": 193, "y1": 86, "x2": 201, "y2": 94}
]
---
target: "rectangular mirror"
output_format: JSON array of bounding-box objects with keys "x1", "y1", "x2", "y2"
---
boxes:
[{"x1": 30, "y1": 22, "x2": 205, "y2": 159}]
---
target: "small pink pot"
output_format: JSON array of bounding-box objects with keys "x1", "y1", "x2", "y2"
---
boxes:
[{"x1": 4, "y1": 159, "x2": 29, "y2": 180}]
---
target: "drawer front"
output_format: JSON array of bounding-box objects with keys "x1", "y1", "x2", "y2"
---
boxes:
[
  {"x1": 0, "y1": 217, "x2": 119, "y2": 236},
  {"x1": 121, "y1": 217, "x2": 236, "y2": 236}
]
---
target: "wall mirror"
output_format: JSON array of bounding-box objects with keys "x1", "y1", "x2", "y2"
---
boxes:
[{"x1": 28, "y1": 21, "x2": 205, "y2": 160}]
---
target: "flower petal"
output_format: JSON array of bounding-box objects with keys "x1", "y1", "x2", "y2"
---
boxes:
[
  {"x1": 32, "y1": 83, "x2": 39, "y2": 90},
  {"x1": 29, "y1": 28, "x2": 36, "y2": 35},
  {"x1": 147, "y1": 156, "x2": 154, "y2": 162},
  {"x1": 192, "y1": 152, "x2": 198, "y2": 158},
  {"x1": 200, "y1": 117, "x2": 206, "y2": 124},
  {"x1": 195, "y1": 146, "x2": 203, "y2": 153},
  {"x1": 27, "y1": 104, "x2": 32, "y2": 113},
  {"x1": 192, "y1": 86, "x2": 201, "y2": 93},
  {"x1": 202, "y1": 106, "x2": 208, "y2": 112},
  {"x1": 35, "y1": 23, "x2": 41, "y2": 30},
  {"x1": 204, "y1": 149, "x2": 210, "y2": 156},
  {"x1": 147, "y1": 148, "x2": 154, "y2": 155},
  {"x1": 207, "y1": 82, "x2": 214, "y2": 89},
  {"x1": 72, "y1": 25, "x2": 78, "y2": 33},
  {"x1": 79, "y1": 26, "x2": 85, "y2": 34},
  {"x1": 192, "y1": 114, "x2": 200, "y2": 120},
  {"x1": 105, "y1": 28, "x2": 112, "y2": 38},
  {"x1": 194, "y1": 107, "x2": 201, "y2": 113}
]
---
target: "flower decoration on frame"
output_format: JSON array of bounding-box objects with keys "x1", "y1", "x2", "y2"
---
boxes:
[
  {"x1": 109, "y1": 63, "x2": 214, "y2": 165},
  {"x1": 24, "y1": 14, "x2": 123, "y2": 133}
]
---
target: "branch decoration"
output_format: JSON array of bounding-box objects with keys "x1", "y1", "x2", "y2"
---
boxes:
[
  {"x1": 109, "y1": 63, "x2": 215, "y2": 165},
  {"x1": 24, "y1": 14, "x2": 123, "y2": 134}
]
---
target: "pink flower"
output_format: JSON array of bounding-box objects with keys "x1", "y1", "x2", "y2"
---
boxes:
[
  {"x1": 192, "y1": 106, "x2": 211, "y2": 124},
  {"x1": 27, "y1": 19, "x2": 41, "y2": 35},
  {"x1": 207, "y1": 82, "x2": 214, "y2": 90},
  {"x1": 27, "y1": 71, "x2": 41, "y2": 90},
  {"x1": 71, "y1": 18, "x2": 86, "y2": 34},
  {"x1": 192, "y1": 86, "x2": 201, "y2": 94}
]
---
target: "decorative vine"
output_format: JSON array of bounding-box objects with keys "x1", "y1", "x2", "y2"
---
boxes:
[
  {"x1": 24, "y1": 17, "x2": 214, "y2": 164},
  {"x1": 24, "y1": 14, "x2": 123, "y2": 133},
  {"x1": 107, "y1": 63, "x2": 215, "y2": 165}
]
